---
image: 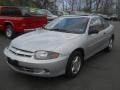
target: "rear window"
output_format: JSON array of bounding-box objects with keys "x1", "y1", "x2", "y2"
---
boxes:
[{"x1": 1, "y1": 7, "x2": 22, "y2": 16}]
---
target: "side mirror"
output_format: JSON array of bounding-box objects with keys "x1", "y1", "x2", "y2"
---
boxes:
[{"x1": 88, "y1": 29, "x2": 99, "y2": 35}]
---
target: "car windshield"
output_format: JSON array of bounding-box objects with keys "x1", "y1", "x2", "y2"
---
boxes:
[
  {"x1": 44, "y1": 17, "x2": 89, "y2": 34},
  {"x1": 19, "y1": 7, "x2": 48, "y2": 16},
  {"x1": 30, "y1": 9, "x2": 52, "y2": 16}
]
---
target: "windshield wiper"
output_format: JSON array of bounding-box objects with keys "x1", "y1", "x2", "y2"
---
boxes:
[
  {"x1": 51, "y1": 28, "x2": 66, "y2": 32},
  {"x1": 46, "y1": 28, "x2": 70, "y2": 32},
  {"x1": 44, "y1": 27, "x2": 73, "y2": 33}
]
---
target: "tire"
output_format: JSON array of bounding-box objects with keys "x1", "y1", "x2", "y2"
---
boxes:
[
  {"x1": 105, "y1": 38, "x2": 114, "y2": 52},
  {"x1": 65, "y1": 51, "x2": 83, "y2": 78},
  {"x1": 5, "y1": 25, "x2": 15, "y2": 39}
]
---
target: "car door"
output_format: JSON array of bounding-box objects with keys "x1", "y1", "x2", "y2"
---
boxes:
[
  {"x1": 85, "y1": 17, "x2": 106, "y2": 58},
  {"x1": 0, "y1": 7, "x2": 6, "y2": 30}
]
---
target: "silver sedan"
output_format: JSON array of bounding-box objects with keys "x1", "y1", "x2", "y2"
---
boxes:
[{"x1": 4, "y1": 15, "x2": 114, "y2": 78}]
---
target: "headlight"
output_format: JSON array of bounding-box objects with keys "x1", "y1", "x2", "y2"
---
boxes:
[{"x1": 34, "y1": 50, "x2": 59, "y2": 60}]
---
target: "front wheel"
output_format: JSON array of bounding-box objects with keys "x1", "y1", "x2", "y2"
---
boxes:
[
  {"x1": 5, "y1": 25, "x2": 15, "y2": 39},
  {"x1": 65, "y1": 51, "x2": 83, "y2": 78}
]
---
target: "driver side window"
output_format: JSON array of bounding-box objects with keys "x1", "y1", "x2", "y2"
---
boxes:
[{"x1": 89, "y1": 17, "x2": 104, "y2": 32}]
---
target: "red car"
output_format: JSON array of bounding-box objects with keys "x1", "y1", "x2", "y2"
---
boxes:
[{"x1": 0, "y1": 6, "x2": 48, "y2": 38}]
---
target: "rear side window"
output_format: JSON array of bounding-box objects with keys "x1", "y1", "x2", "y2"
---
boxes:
[
  {"x1": 1, "y1": 7, "x2": 22, "y2": 16},
  {"x1": 89, "y1": 17, "x2": 104, "y2": 31},
  {"x1": 100, "y1": 17, "x2": 110, "y2": 29}
]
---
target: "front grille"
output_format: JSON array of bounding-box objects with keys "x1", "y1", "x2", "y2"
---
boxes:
[
  {"x1": 9, "y1": 49, "x2": 32, "y2": 57},
  {"x1": 12, "y1": 47, "x2": 33, "y2": 53},
  {"x1": 9, "y1": 46, "x2": 33, "y2": 58}
]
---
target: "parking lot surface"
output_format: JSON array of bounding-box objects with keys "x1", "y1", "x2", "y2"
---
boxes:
[{"x1": 0, "y1": 22, "x2": 120, "y2": 90}]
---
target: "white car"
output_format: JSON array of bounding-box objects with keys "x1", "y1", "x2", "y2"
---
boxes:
[{"x1": 4, "y1": 15, "x2": 114, "y2": 78}]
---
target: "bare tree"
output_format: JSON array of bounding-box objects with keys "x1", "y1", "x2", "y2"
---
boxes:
[{"x1": 95, "y1": 0, "x2": 101, "y2": 12}]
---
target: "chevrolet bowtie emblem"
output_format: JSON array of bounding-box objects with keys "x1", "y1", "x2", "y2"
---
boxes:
[{"x1": 16, "y1": 50, "x2": 20, "y2": 54}]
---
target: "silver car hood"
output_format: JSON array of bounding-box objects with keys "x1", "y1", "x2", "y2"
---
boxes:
[{"x1": 11, "y1": 30, "x2": 80, "y2": 52}]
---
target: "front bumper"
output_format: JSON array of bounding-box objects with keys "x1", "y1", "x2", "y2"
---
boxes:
[{"x1": 4, "y1": 48, "x2": 68, "y2": 77}]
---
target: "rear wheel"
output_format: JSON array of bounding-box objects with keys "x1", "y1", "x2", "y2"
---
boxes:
[
  {"x1": 105, "y1": 38, "x2": 114, "y2": 52},
  {"x1": 65, "y1": 51, "x2": 83, "y2": 78},
  {"x1": 5, "y1": 25, "x2": 15, "y2": 39}
]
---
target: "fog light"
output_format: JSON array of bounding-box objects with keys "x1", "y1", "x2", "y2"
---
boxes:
[{"x1": 33, "y1": 69, "x2": 49, "y2": 74}]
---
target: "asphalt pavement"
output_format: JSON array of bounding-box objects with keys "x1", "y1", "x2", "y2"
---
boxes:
[{"x1": 0, "y1": 21, "x2": 120, "y2": 90}]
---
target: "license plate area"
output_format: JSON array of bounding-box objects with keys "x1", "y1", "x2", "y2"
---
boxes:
[
  {"x1": 7, "y1": 58, "x2": 34, "y2": 72},
  {"x1": 7, "y1": 58, "x2": 19, "y2": 67}
]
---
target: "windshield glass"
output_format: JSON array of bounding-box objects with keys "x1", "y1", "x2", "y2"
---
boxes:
[
  {"x1": 30, "y1": 9, "x2": 52, "y2": 16},
  {"x1": 30, "y1": 9, "x2": 46, "y2": 15},
  {"x1": 44, "y1": 17, "x2": 89, "y2": 34},
  {"x1": 19, "y1": 7, "x2": 48, "y2": 16}
]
